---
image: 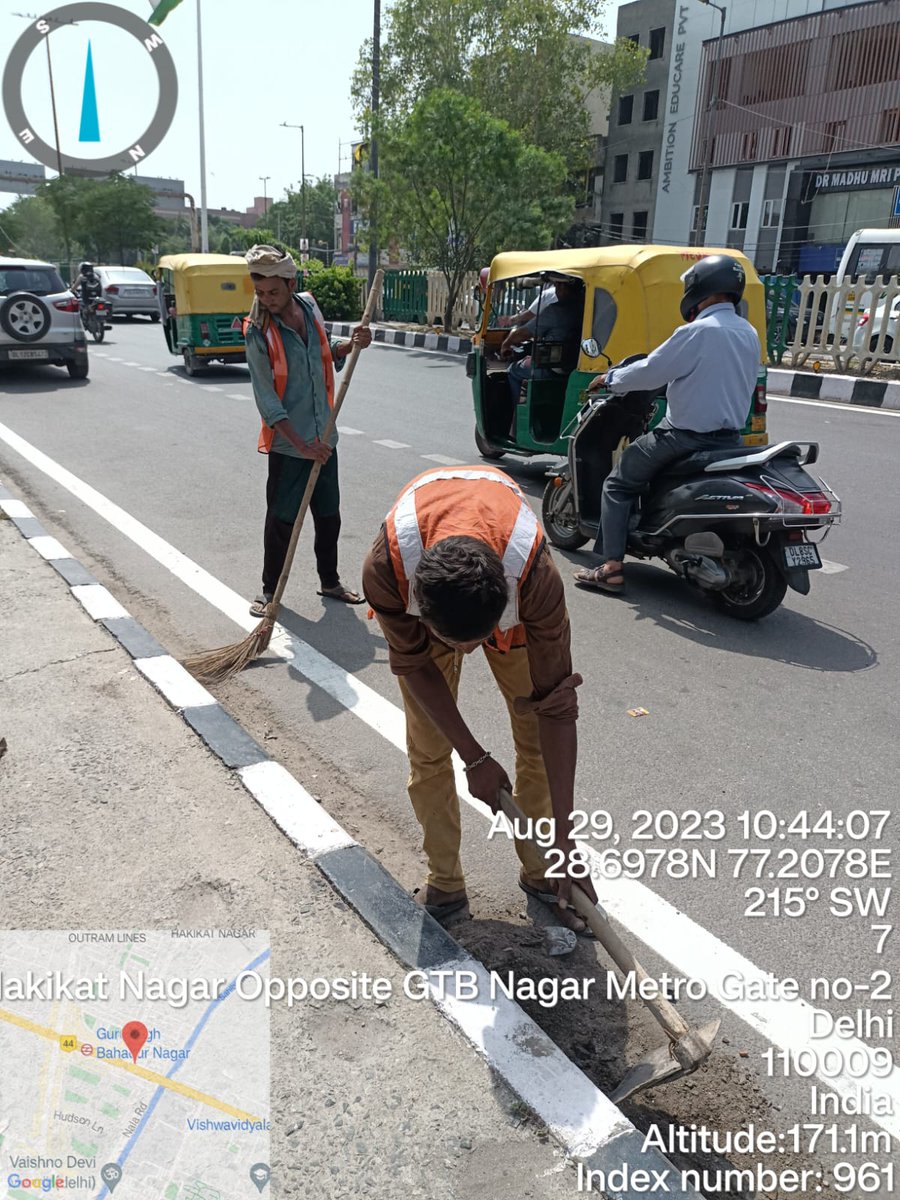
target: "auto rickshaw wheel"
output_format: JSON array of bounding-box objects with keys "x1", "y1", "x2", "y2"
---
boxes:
[
  {"x1": 183, "y1": 349, "x2": 204, "y2": 376},
  {"x1": 541, "y1": 477, "x2": 588, "y2": 551},
  {"x1": 474, "y1": 426, "x2": 505, "y2": 460},
  {"x1": 150, "y1": 311, "x2": 161, "y2": 322}
]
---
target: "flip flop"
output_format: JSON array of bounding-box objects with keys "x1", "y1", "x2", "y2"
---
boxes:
[
  {"x1": 518, "y1": 877, "x2": 593, "y2": 938},
  {"x1": 318, "y1": 584, "x2": 365, "y2": 605},
  {"x1": 249, "y1": 593, "x2": 273, "y2": 618},
  {"x1": 573, "y1": 565, "x2": 625, "y2": 593}
]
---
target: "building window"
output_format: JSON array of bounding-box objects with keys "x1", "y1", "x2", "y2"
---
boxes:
[
  {"x1": 740, "y1": 131, "x2": 758, "y2": 161},
  {"x1": 879, "y1": 108, "x2": 900, "y2": 145},
  {"x1": 609, "y1": 212, "x2": 624, "y2": 240},
  {"x1": 691, "y1": 205, "x2": 708, "y2": 234},
  {"x1": 613, "y1": 154, "x2": 628, "y2": 183},
  {"x1": 627, "y1": 33, "x2": 640, "y2": 46},
  {"x1": 643, "y1": 90, "x2": 660, "y2": 122},
  {"x1": 761, "y1": 199, "x2": 782, "y2": 228},
  {"x1": 649, "y1": 27, "x2": 666, "y2": 60},
  {"x1": 632, "y1": 211, "x2": 649, "y2": 240},
  {"x1": 823, "y1": 120, "x2": 846, "y2": 153},
  {"x1": 730, "y1": 201, "x2": 749, "y2": 230},
  {"x1": 637, "y1": 150, "x2": 654, "y2": 180},
  {"x1": 772, "y1": 127, "x2": 792, "y2": 157},
  {"x1": 618, "y1": 95, "x2": 634, "y2": 126}
]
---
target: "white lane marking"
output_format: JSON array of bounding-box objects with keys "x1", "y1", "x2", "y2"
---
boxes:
[
  {"x1": 202, "y1": 386, "x2": 222, "y2": 392},
  {"x1": 820, "y1": 559, "x2": 849, "y2": 574},
  {"x1": 140, "y1": 366, "x2": 156, "y2": 373},
  {"x1": 1, "y1": 416, "x2": 896, "y2": 1139},
  {"x1": 1, "y1": 498, "x2": 33, "y2": 519},
  {"x1": 227, "y1": 393, "x2": 247, "y2": 401},
  {"x1": 107, "y1": 357, "x2": 123, "y2": 362},
  {"x1": 156, "y1": 372, "x2": 170, "y2": 378},
  {"x1": 340, "y1": 426, "x2": 365, "y2": 435},
  {"x1": 770, "y1": 395, "x2": 900, "y2": 417},
  {"x1": 28, "y1": 535, "x2": 72, "y2": 560},
  {"x1": 239, "y1": 761, "x2": 356, "y2": 857},
  {"x1": 93, "y1": 352, "x2": 108, "y2": 358},
  {"x1": 135, "y1": 654, "x2": 217, "y2": 709},
  {"x1": 71, "y1": 583, "x2": 128, "y2": 620},
  {"x1": 124, "y1": 361, "x2": 140, "y2": 366},
  {"x1": 422, "y1": 454, "x2": 465, "y2": 466},
  {"x1": 373, "y1": 439, "x2": 411, "y2": 450},
  {"x1": 433, "y1": 956, "x2": 632, "y2": 1157}
]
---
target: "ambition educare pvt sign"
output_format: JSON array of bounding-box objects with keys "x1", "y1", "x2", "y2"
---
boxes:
[{"x1": 2, "y1": 3, "x2": 178, "y2": 175}]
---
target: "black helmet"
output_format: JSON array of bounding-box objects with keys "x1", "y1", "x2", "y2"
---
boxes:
[
  {"x1": 680, "y1": 254, "x2": 745, "y2": 322},
  {"x1": 79, "y1": 261, "x2": 94, "y2": 274}
]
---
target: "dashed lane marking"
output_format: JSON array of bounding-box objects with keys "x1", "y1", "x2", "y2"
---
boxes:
[
  {"x1": 421, "y1": 454, "x2": 466, "y2": 466},
  {"x1": 373, "y1": 439, "x2": 411, "y2": 450}
]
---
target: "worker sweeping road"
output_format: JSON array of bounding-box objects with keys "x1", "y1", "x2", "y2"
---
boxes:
[
  {"x1": 244, "y1": 244, "x2": 372, "y2": 616},
  {"x1": 362, "y1": 465, "x2": 597, "y2": 931}
]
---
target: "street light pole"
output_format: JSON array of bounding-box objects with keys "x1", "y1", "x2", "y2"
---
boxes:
[
  {"x1": 196, "y1": 0, "x2": 209, "y2": 251},
  {"x1": 694, "y1": 0, "x2": 726, "y2": 247},
  {"x1": 259, "y1": 175, "x2": 270, "y2": 218},
  {"x1": 367, "y1": 0, "x2": 381, "y2": 291},
  {"x1": 281, "y1": 122, "x2": 307, "y2": 249}
]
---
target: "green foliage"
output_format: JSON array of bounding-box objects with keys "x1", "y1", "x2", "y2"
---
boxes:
[
  {"x1": 0, "y1": 195, "x2": 65, "y2": 261},
  {"x1": 352, "y1": 0, "x2": 647, "y2": 173},
  {"x1": 38, "y1": 174, "x2": 160, "y2": 263},
  {"x1": 299, "y1": 260, "x2": 363, "y2": 321},
  {"x1": 266, "y1": 178, "x2": 338, "y2": 254},
  {"x1": 360, "y1": 89, "x2": 572, "y2": 325}
]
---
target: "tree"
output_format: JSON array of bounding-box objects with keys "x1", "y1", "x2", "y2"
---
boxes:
[
  {"x1": 39, "y1": 175, "x2": 160, "y2": 264},
  {"x1": 352, "y1": 0, "x2": 647, "y2": 174},
  {"x1": 266, "y1": 178, "x2": 338, "y2": 258},
  {"x1": 362, "y1": 90, "x2": 572, "y2": 326},
  {"x1": 0, "y1": 195, "x2": 65, "y2": 261}
]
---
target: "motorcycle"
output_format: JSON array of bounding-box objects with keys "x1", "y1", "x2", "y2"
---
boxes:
[
  {"x1": 542, "y1": 370, "x2": 842, "y2": 620},
  {"x1": 80, "y1": 298, "x2": 111, "y2": 344}
]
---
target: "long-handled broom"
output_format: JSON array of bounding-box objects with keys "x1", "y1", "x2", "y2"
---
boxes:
[{"x1": 184, "y1": 270, "x2": 384, "y2": 684}]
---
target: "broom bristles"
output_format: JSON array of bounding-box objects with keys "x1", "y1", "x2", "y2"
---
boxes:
[{"x1": 184, "y1": 616, "x2": 275, "y2": 683}]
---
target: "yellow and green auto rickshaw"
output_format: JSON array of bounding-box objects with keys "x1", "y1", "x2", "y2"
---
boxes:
[
  {"x1": 468, "y1": 245, "x2": 769, "y2": 460},
  {"x1": 155, "y1": 253, "x2": 256, "y2": 375}
]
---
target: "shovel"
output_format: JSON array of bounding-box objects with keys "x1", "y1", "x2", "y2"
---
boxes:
[{"x1": 499, "y1": 791, "x2": 720, "y2": 1103}]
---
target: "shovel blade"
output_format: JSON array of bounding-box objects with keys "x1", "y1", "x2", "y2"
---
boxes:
[{"x1": 609, "y1": 1019, "x2": 721, "y2": 1104}]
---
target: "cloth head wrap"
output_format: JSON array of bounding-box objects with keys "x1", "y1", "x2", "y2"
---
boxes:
[{"x1": 245, "y1": 244, "x2": 298, "y2": 328}]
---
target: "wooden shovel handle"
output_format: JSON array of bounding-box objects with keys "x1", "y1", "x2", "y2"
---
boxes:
[{"x1": 498, "y1": 790, "x2": 691, "y2": 1042}]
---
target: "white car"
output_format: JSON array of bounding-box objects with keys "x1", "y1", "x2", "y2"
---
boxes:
[
  {"x1": 95, "y1": 265, "x2": 159, "y2": 319},
  {"x1": 853, "y1": 294, "x2": 899, "y2": 357},
  {"x1": 0, "y1": 256, "x2": 89, "y2": 379}
]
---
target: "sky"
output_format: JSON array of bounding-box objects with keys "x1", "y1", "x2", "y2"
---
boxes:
[{"x1": 0, "y1": 0, "x2": 632, "y2": 214}]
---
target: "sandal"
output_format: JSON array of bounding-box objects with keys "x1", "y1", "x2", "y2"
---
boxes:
[
  {"x1": 573, "y1": 564, "x2": 625, "y2": 593},
  {"x1": 318, "y1": 583, "x2": 365, "y2": 605},
  {"x1": 249, "y1": 593, "x2": 273, "y2": 618},
  {"x1": 518, "y1": 874, "x2": 592, "y2": 937}
]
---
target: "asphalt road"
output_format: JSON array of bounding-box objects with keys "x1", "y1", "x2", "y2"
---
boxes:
[{"x1": 2, "y1": 320, "x2": 898, "y2": 1179}]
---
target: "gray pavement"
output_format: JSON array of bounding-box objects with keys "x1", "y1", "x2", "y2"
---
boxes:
[{"x1": 0, "y1": 516, "x2": 584, "y2": 1200}]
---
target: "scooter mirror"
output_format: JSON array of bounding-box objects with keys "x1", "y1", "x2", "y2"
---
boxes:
[{"x1": 581, "y1": 338, "x2": 601, "y2": 358}]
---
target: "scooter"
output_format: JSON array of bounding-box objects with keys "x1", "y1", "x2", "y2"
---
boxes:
[{"x1": 542, "y1": 372, "x2": 842, "y2": 620}]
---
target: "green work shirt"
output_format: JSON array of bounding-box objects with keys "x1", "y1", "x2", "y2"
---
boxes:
[{"x1": 245, "y1": 293, "x2": 345, "y2": 458}]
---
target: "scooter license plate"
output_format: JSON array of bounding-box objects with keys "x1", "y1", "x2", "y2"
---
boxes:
[{"x1": 783, "y1": 542, "x2": 822, "y2": 570}]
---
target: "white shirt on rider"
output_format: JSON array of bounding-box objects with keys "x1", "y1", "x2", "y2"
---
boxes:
[{"x1": 604, "y1": 302, "x2": 761, "y2": 433}]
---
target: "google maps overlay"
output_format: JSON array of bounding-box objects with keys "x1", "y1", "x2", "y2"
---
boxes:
[{"x1": 0, "y1": 930, "x2": 270, "y2": 1198}]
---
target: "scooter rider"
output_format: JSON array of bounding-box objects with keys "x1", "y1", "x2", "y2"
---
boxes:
[{"x1": 574, "y1": 255, "x2": 761, "y2": 593}]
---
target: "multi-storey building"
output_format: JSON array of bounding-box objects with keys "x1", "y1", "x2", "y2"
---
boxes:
[{"x1": 601, "y1": 0, "x2": 900, "y2": 272}]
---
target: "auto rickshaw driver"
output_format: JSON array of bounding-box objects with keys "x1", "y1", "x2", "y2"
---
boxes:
[{"x1": 500, "y1": 276, "x2": 583, "y2": 405}]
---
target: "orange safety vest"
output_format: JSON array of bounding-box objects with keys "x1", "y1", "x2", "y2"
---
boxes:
[
  {"x1": 384, "y1": 466, "x2": 544, "y2": 652},
  {"x1": 243, "y1": 292, "x2": 335, "y2": 454}
]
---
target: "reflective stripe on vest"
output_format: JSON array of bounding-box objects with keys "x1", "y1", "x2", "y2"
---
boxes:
[
  {"x1": 387, "y1": 467, "x2": 542, "y2": 636},
  {"x1": 244, "y1": 292, "x2": 335, "y2": 454}
]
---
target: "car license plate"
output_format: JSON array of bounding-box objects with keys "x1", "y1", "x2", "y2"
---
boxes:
[
  {"x1": 8, "y1": 348, "x2": 48, "y2": 360},
  {"x1": 122, "y1": 288, "x2": 146, "y2": 296},
  {"x1": 783, "y1": 542, "x2": 822, "y2": 570}
]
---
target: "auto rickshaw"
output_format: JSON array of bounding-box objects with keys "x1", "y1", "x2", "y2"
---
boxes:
[
  {"x1": 468, "y1": 245, "x2": 769, "y2": 460},
  {"x1": 155, "y1": 253, "x2": 256, "y2": 375}
]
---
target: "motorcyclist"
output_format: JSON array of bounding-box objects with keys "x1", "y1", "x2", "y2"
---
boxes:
[
  {"x1": 573, "y1": 255, "x2": 761, "y2": 593},
  {"x1": 73, "y1": 262, "x2": 102, "y2": 316}
]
